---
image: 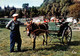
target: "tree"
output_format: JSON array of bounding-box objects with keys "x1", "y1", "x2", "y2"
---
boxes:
[
  {"x1": 30, "y1": 6, "x2": 39, "y2": 17},
  {"x1": 16, "y1": 9, "x2": 23, "y2": 18},
  {"x1": 22, "y1": 3, "x2": 29, "y2": 9},
  {"x1": 56, "y1": 0, "x2": 60, "y2": 3},
  {"x1": 11, "y1": 6, "x2": 16, "y2": 11},
  {"x1": 61, "y1": 6, "x2": 68, "y2": 17},
  {"x1": 0, "y1": 6, "x2": 2, "y2": 10},
  {"x1": 4, "y1": 6, "x2": 7, "y2": 10},
  {"x1": 4, "y1": 9, "x2": 10, "y2": 17},
  {"x1": 40, "y1": 0, "x2": 73, "y2": 18},
  {"x1": 0, "y1": 10, "x2": 4, "y2": 18},
  {"x1": 68, "y1": 3, "x2": 80, "y2": 18},
  {"x1": 22, "y1": 3, "x2": 30, "y2": 18},
  {"x1": 10, "y1": 10, "x2": 15, "y2": 17}
]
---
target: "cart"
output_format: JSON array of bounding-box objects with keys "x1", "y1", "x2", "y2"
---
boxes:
[{"x1": 48, "y1": 22, "x2": 72, "y2": 44}]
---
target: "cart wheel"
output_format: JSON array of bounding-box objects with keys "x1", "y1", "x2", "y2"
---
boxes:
[{"x1": 62, "y1": 26, "x2": 72, "y2": 44}]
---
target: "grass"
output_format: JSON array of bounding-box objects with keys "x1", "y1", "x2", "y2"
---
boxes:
[{"x1": 0, "y1": 27, "x2": 80, "y2": 56}]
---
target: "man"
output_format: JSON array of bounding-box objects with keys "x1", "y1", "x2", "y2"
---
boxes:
[{"x1": 6, "y1": 13, "x2": 24, "y2": 52}]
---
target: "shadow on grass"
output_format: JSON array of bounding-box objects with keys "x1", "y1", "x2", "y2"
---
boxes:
[
  {"x1": 36, "y1": 44, "x2": 69, "y2": 51},
  {"x1": 16, "y1": 41, "x2": 80, "y2": 52},
  {"x1": 21, "y1": 49, "x2": 32, "y2": 52},
  {"x1": 69, "y1": 41, "x2": 80, "y2": 46},
  {"x1": 35, "y1": 41, "x2": 80, "y2": 51},
  {"x1": 11, "y1": 49, "x2": 32, "y2": 52},
  {"x1": 14, "y1": 44, "x2": 69, "y2": 52}
]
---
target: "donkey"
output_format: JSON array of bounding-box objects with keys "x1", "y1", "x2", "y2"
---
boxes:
[{"x1": 26, "y1": 22, "x2": 48, "y2": 50}]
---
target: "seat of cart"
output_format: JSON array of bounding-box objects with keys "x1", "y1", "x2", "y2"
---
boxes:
[{"x1": 48, "y1": 22, "x2": 60, "y2": 32}]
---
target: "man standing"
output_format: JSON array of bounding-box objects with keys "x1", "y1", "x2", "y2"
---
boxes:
[{"x1": 6, "y1": 13, "x2": 24, "y2": 52}]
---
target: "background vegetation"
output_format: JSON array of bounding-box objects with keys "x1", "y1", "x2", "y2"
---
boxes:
[{"x1": 0, "y1": 0, "x2": 80, "y2": 19}]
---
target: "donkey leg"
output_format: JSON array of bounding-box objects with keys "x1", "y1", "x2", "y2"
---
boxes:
[
  {"x1": 46, "y1": 33, "x2": 48, "y2": 45},
  {"x1": 43, "y1": 35, "x2": 45, "y2": 45},
  {"x1": 33, "y1": 36, "x2": 36, "y2": 50}
]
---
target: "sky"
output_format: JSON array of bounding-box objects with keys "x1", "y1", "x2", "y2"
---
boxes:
[{"x1": 0, "y1": 0, "x2": 43, "y2": 8}]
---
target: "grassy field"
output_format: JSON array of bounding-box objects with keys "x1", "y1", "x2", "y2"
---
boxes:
[{"x1": 0, "y1": 27, "x2": 80, "y2": 56}]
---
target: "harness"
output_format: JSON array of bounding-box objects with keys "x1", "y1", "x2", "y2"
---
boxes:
[{"x1": 34, "y1": 23, "x2": 40, "y2": 29}]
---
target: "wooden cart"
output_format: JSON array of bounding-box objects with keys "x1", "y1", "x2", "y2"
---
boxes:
[{"x1": 48, "y1": 22, "x2": 72, "y2": 44}]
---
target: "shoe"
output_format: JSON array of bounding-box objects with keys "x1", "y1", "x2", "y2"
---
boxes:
[
  {"x1": 10, "y1": 50, "x2": 14, "y2": 53},
  {"x1": 17, "y1": 49, "x2": 21, "y2": 52}
]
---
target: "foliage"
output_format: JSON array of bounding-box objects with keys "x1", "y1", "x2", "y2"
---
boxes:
[
  {"x1": 22, "y1": 3, "x2": 29, "y2": 9},
  {"x1": 0, "y1": 4, "x2": 41, "y2": 18},
  {"x1": 0, "y1": 6, "x2": 2, "y2": 10},
  {"x1": 30, "y1": 6, "x2": 39, "y2": 17},
  {"x1": 40, "y1": 0, "x2": 73, "y2": 18},
  {"x1": 0, "y1": 10, "x2": 5, "y2": 17},
  {"x1": 0, "y1": 0, "x2": 79, "y2": 18},
  {"x1": 10, "y1": 10, "x2": 15, "y2": 17},
  {"x1": 68, "y1": 3, "x2": 80, "y2": 18}
]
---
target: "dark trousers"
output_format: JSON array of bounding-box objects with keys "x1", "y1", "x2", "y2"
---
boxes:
[{"x1": 10, "y1": 32, "x2": 22, "y2": 52}]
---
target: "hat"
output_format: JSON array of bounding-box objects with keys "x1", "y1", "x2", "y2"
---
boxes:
[
  {"x1": 50, "y1": 17, "x2": 55, "y2": 20},
  {"x1": 12, "y1": 13, "x2": 18, "y2": 17}
]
